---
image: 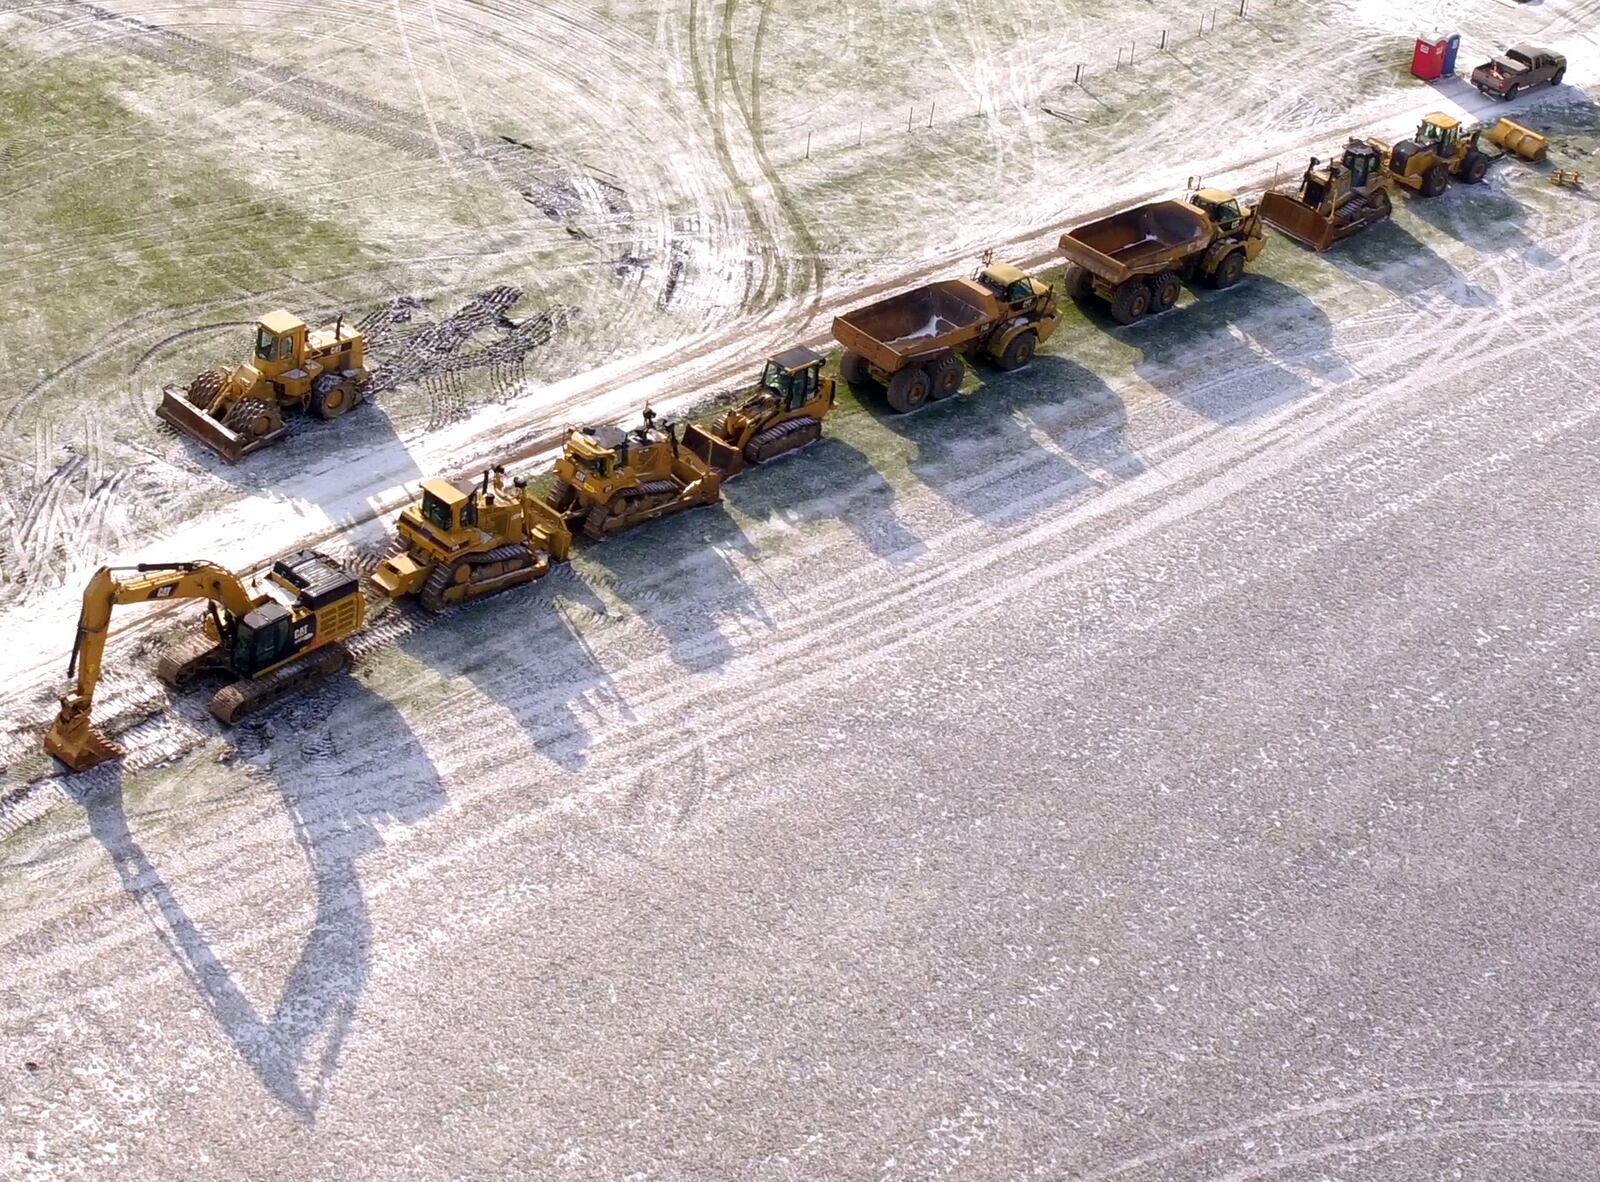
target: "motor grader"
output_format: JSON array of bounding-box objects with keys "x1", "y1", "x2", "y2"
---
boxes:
[
  {"x1": 1261, "y1": 140, "x2": 1393, "y2": 251},
  {"x1": 157, "y1": 309, "x2": 369, "y2": 462},
  {"x1": 44, "y1": 552, "x2": 366, "y2": 772},
  {"x1": 680, "y1": 346, "x2": 836, "y2": 474},
  {"x1": 371, "y1": 467, "x2": 573, "y2": 612}
]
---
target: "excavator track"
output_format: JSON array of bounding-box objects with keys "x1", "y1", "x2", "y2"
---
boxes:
[
  {"x1": 208, "y1": 643, "x2": 350, "y2": 726},
  {"x1": 418, "y1": 544, "x2": 547, "y2": 613},
  {"x1": 155, "y1": 633, "x2": 225, "y2": 688},
  {"x1": 744, "y1": 416, "x2": 822, "y2": 465}
]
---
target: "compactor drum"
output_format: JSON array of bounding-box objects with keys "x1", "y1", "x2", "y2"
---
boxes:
[
  {"x1": 1261, "y1": 140, "x2": 1393, "y2": 251},
  {"x1": 157, "y1": 309, "x2": 369, "y2": 461}
]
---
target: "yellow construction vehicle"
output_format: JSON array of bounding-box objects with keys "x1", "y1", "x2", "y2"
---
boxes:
[
  {"x1": 547, "y1": 408, "x2": 727, "y2": 540},
  {"x1": 1261, "y1": 140, "x2": 1393, "y2": 251},
  {"x1": 371, "y1": 467, "x2": 574, "y2": 612},
  {"x1": 1371, "y1": 113, "x2": 1495, "y2": 198},
  {"x1": 157, "y1": 309, "x2": 368, "y2": 462},
  {"x1": 680, "y1": 346, "x2": 836, "y2": 474},
  {"x1": 44, "y1": 552, "x2": 366, "y2": 772}
]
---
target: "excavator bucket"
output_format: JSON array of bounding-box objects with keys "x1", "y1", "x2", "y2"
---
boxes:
[
  {"x1": 1260, "y1": 187, "x2": 1391, "y2": 252},
  {"x1": 156, "y1": 386, "x2": 285, "y2": 463},
  {"x1": 43, "y1": 703, "x2": 124, "y2": 773},
  {"x1": 1484, "y1": 117, "x2": 1547, "y2": 162}
]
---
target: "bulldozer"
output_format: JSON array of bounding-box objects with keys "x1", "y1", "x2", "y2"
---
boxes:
[
  {"x1": 1371, "y1": 113, "x2": 1495, "y2": 198},
  {"x1": 44, "y1": 552, "x2": 366, "y2": 772},
  {"x1": 157, "y1": 309, "x2": 369, "y2": 462},
  {"x1": 547, "y1": 407, "x2": 727, "y2": 540},
  {"x1": 1261, "y1": 139, "x2": 1393, "y2": 251},
  {"x1": 371, "y1": 467, "x2": 574, "y2": 612},
  {"x1": 680, "y1": 346, "x2": 836, "y2": 475}
]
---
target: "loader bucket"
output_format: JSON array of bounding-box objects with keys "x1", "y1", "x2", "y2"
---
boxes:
[
  {"x1": 1259, "y1": 190, "x2": 1337, "y2": 251},
  {"x1": 156, "y1": 386, "x2": 285, "y2": 463},
  {"x1": 681, "y1": 422, "x2": 743, "y2": 478},
  {"x1": 1485, "y1": 117, "x2": 1547, "y2": 162}
]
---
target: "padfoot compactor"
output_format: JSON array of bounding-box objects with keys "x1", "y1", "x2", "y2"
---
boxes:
[
  {"x1": 45, "y1": 553, "x2": 365, "y2": 771},
  {"x1": 1261, "y1": 140, "x2": 1393, "y2": 251},
  {"x1": 158, "y1": 309, "x2": 369, "y2": 462}
]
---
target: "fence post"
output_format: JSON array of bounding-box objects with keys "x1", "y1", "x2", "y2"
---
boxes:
[
  {"x1": 1160, "y1": 29, "x2": 1167, "y2": 51},
  {"x1": 805, "y1": 131, "x2": 812, "y2": 159},
  {"x1": 908, "y1": 106, "x2": 913, "y2": 132},
  {"x1": 1239, "y1": 0, "x2": 1246, "y2": 16},
  {"x1": 1075, "y1": 62, "x2": 1083, "y2": 84},
  {"x1": 857, "y1": 121, "x2": 863, "y2": 146},
  {"x1": 928, "y1": 100, "x2": 935, "y2": 128},
  {"x1": 1130, "y1": 41, "x2": 1136, "y2": 66}
]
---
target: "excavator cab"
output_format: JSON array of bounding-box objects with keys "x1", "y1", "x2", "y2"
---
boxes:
[
  {"x1": 759, "y1": 347, "x2": 826, "y2": 412},
  {"x1": 232, "y1": 602, "x2": 294, "y2": 677}
]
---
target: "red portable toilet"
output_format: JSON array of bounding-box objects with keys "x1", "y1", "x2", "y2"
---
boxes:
[{"x1": 1412, "y1": 33, "x2": 1447, "y2": 81}]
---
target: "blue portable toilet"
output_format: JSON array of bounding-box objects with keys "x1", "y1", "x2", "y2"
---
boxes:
[{"x1": 1441, "y1": 32, "x2": 1462, "y2": 76}]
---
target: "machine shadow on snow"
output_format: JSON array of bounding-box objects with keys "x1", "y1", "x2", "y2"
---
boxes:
[
  {"x1": 74, "y1": 678, "x2": 444, "y2": 1121},
  {"x1": 580, "y1": 507, "x2": 776, "y2": 676},
  {"x1": 722, "y1": 436, "x2": 927, "y2": 564},
  {"x1": 1124, "y1": 275, "x2": 1351, "y2": 421},
  {"x1": 849, "y1": 352, "x2": 1143, "y2": 529},
  {"x1": 1323, "y1": 216, "x2": 1493, "y2": 308},
  {"x1": 396, "y1": 569, "x2": 624, "y2": 773}
]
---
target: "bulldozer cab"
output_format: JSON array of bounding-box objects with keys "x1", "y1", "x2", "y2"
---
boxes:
[
  {"x1": 1416, "y1": 114, "x2": 1460, "y2": 154},
  {"x1": 759, "y1": 346, "x2": 826, "y2": 411},
  {"x1": 251, "y1": 309, "x2": 307, "y2": 377},
  {"x1": 1189, "y1": 188, "x2": 1243, "y2": 230},
  {"x1": 1341, "y1": 141, "x2": 1382, "y2": 189},
  {"x1": 419, "y1": 478, "x2": 477, "y2": 534}
]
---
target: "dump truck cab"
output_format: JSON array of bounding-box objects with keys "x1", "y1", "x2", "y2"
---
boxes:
[{"x1": 1187, "y1": 188, "x2": 1244, "y2": 231}]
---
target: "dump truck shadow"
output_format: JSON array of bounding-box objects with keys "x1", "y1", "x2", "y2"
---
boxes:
[
  {"x1": 852, "y1": 355, "x2": 1144, "y2": 528},
  {"x1": 581, "y1": 507, "x2": 776, "y2": 676},
  {"x1": 74, "y1": 678, "x2": 443, "y2": 1122},
  {"x1": 395, "y1": 568, "x2": 622, "y2": 773},
  {"x1": 722, "y1": 436, "x2": 927, "y2": 563},
  {"x1": 1324, "y1": 215, "x2": 1495, "y2": 308},
  {"x1": 1129, "y1": 275, "x2": 1351, "y2": 422}
]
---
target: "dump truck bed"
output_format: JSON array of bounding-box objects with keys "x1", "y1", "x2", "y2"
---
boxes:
[
  {"x1": 832, "y1": 279, "x2": 996, "y2": 373},
  {"x1": 1058, "y1": 200, "x2": 1213, "y2": 285}
]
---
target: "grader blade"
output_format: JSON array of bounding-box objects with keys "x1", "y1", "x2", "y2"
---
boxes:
[{"x1": 156, "y1": 386, "x2": 285, "y2": 463}]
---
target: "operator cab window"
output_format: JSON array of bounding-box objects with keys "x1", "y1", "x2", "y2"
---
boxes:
[
  {"x1": 422, "y1": 491, "x2": 453, "y2": 532},
  {"x1": 1005, "y1": 280, "x2": 1033, "y2": 304},
  {"x1": 278, "y1": 335, "x2": 295, "y2": 361},
  {"x1": 256, "y1": 328, "x2": 277, "y2": 361}
]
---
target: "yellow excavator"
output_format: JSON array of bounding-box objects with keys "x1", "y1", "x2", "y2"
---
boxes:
[
  {"x1": 44, "y1": 552, "x2": 366, "y2": 772},
  {"x1": 371, "y1": 467, "x2": 573, "y2": 612}
]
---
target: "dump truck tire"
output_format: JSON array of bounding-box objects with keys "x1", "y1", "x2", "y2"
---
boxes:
[
  {"x1": 927, "y1": 355, "x2": 964, "y2": 399},
  {"x1": 1064, "y1": 264, "x2": 1095, "y2": 302},
  {"x1": 996, "y1": 330, "x2": 1036, "y2": 372},
  {"x1": 223, "y1": 398, "x2": 277, "y2": 439},
  {"x1": 1421, "y1": 162, "x2": 1449, "y2": 198},
  {"x1": 310, "y1": 375, "x2": 355, "y2": 420},
  {"x1": 1461, "y1": 151, "x2": 1489, "y2": 184},
  {"x1": 886, "y1": 366, "x2": 930, "y2": 413},
  {"x1": 1210, "y1": 250, "x2": 1247, "y2": 290},
  {"x1": 840, "y1": 350, "x2": 872, "y2": 386},
  {"x1": 1110, "y1": 279, "x2": 1150, "y2": 325},
  {"x1": 1149, "y1": 271, "x2": 1182, "y2": 314},
  {"x1": 185, "y1": 368, "x2": 229, "y2": 408}
]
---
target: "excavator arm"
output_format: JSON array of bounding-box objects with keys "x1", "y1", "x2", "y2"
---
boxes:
[{"x1": 45, "y1": 562, "x2": 258, "y2": 772}]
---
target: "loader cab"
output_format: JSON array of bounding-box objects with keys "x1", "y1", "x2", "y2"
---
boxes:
[
  {"x1": 252, "y1": 309, "x2": 307, "y2": 376},
  {"x1": 760, "y1": 346, "x2": 826, "y2": 411},
  {"x1": 1189, "y1": 188, "x2": 1244, "y2": 231},
  {"x1": 1415, "y1": 114, "x2": 1460, "y2": 154}
]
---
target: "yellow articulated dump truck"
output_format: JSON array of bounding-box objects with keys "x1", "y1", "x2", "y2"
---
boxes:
[{"x1": 832, "y1": 261, "x2": 1060, "y2": 413}]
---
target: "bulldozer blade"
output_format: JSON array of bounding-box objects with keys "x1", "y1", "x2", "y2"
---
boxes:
[
  {"x1": 156, "y1": 386, "x2": 285, "y2": 463},
  {"x1": 43, "y1": 716, "x2": 124, "y2": 773},
  {"x1": 681, "y1": 422, "x2": 743, "y2": 477},
  {"x1": 1259, "y1": 191, "x2": 1338, "y2": 251}
]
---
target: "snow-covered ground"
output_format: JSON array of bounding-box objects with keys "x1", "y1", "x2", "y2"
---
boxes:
[{"x1": 4, "y1": 0, "x2": 1600, "y2": 1176}]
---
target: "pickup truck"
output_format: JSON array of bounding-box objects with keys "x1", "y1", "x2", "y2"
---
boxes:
[{"x1": 1470, "y1": 44, "x2": 1566, "y2": 100}]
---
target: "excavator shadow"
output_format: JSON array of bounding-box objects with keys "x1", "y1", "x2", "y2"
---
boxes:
[
  {"x1": 579, "y1": 507, "x2": 776, "y2": 676},
  {"x1": 850, "y1": 353, "x2": 1144, "y2": 529},
  {"x1": 394, "y1": 568, "x2": 624, "y2": 773},
  {"x1": 721, "y1": 435, "x2": 927, "y2": 564},
  {"x1": 1130, "y1": 275, "x2": 1352, "y2": 424},
  {"x1": 73, "y1": 677, "x2": 443, "y2": 1122}
]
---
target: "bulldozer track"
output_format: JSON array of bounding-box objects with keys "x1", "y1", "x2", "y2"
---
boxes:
[{"x1": 744, "y1": 415, "x2": 822, "y2": 464}]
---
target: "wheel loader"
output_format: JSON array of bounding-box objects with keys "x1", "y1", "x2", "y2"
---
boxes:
[
  {"x1": 1370, "y1": 113, "x2": 1495, "y2": 198},
  {"x1": 44, "y1": 552, "x2": 366, "y2": 772},
  {"x1": 547, "y1": 407, "x2": 727, "y2": 540},
  {"x1": 679, "y1": 346, "x2": 836, "y2": 474},
  {"x1": 371, "y1": 467, "x2": 574, "y2": 612},
  {"x1": 157, "y1": 309, "x2": 369, "y2": 462},
  {"x1": 1260, "y1": 140, "x2": 1393, "y2": 251}
]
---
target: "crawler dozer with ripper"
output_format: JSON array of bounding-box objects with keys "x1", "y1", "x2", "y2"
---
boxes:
[
  {"x1": 1261, "y1": 140, "x2": 1393, "y2": 251},
  {"x1": 371, "y1": 467, "x2": 574, "y2": 612},
  {"x1": 44, "y1": 552, "x2": 366, "y2": 772},
  {"x1": 157, "y1": 309, "x2": 369, "y2": 462}
]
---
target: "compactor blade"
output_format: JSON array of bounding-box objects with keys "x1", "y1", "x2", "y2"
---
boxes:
[{"x1": 156, "y1": 387, "x2": 284, "y2": 463}]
